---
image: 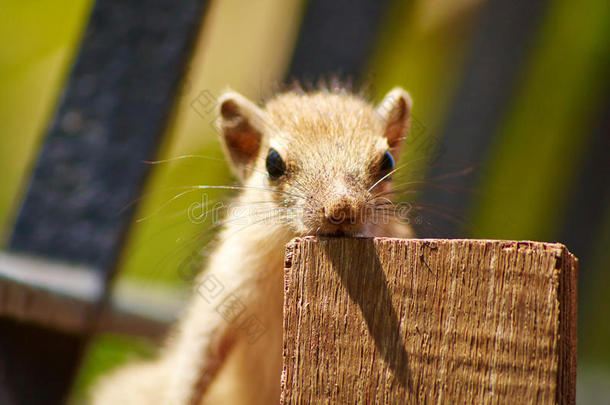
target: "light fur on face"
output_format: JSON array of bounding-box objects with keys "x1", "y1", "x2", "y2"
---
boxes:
[{"x1": 217, "y1": 87, "x2": 413, "y2": 237}]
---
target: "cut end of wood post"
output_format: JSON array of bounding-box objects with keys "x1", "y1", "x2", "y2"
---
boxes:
[{"x1": 281, "y1": 238, "x2": 577, "y2": 404}]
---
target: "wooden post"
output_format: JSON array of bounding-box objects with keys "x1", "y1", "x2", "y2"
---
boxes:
[{"x1": 281, "y1": 238, "x2": 577, "y2": 404}]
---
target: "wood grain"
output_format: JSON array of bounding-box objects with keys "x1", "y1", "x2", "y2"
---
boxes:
[{"x1": 281, "y1": 238, "x2": 577, "y2": 404}]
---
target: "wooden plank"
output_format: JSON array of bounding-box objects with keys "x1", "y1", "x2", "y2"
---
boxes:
[
  {"x1": 282, "y1": 238, "x2": 577, "y2": 404},
  {"x1": 1, "y1": 1, "x2": 208, "y2": 403}
]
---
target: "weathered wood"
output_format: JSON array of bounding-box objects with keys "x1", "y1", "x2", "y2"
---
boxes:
[{"x1": 281, "y1": 238, "x2": 577, "y2": 404}]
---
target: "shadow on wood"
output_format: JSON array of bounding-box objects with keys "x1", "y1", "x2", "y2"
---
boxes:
[
  {"x1": 281, "y1": 237, "x2": 577, "y2": 404},
  {"x1": 322, "y1": 239, "x2": 411, "y2": 390}
]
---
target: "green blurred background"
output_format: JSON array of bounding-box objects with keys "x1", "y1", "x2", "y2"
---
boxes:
[{"x1": 1, "y1": 0, "x2": 609, "y2": 402}]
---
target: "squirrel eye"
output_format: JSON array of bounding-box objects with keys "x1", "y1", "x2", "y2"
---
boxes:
[
  {"x1": 266, "y1": 148, "x2": 286, "y2": 179},
  {"x1": 379, "y1": 151, "x2": 395, "y2": 176}
]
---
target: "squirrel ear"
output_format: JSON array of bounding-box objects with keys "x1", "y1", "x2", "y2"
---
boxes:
[
  {"x1": 217, "y1": 91, "x2": 267, "y2": 181},
  {"x1": 376, "y1": 87, "x2": 412, "y2": 159}
]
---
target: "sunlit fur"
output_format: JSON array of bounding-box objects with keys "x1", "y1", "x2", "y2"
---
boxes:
[
  {"x1": 263, "y1": 92, "x2": 408, "y2": 236},
  {"x1": 90, "y1": 86, "x2": 414, "y2": 405}
]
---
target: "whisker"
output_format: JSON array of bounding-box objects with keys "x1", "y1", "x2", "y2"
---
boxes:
[
  {"x1": 368, "y1": 196, "x2": 393, "y2": 206},
  {"x1": 411, "y1": 205, "x2": 467, "y2": 226},
  {"x1": 149, "y1": 205, "x2": 293, "y2": 279},
  {"x1": 369, "y1": 189, "x2": 418, "y2": 201},
  {"x1": 146, "y1": 151, "x2": 269, "y2": 178},
  {"x1": 135, "y1": 188, "x2": 207, "y2": 223},
  {"x1": 213, "y1": 206, "x2": 298, "y2": 230},
  {"x1": 220, "y1": 210, "x2": 288, "y2": 243},
  {"x1": 143, "y1": 154, "x2": 226, "y2": 165},
  {"x1": 130, "y1": 184, "x2": 306, "y2": 223},
  {"x1": 367, "y1": 161, "x2": 413, "y2": 193},
  {"x1": 427, "y1": 165, "x2": 476, "y2": 182}
]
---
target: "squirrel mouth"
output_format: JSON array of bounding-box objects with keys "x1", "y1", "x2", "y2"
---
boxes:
[
  {"x1": 317, "y1": 227, "x2": 362, "y2": 237},
  {"x1": 323, "y1": 229, "x2": 347, "y2": 237},
  {"x1": 304, "y1": 218, "x2": 365, "y2": 237}
]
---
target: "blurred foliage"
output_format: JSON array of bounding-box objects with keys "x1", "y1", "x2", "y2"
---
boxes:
[{"x1": 0, "y1": 0, "x2": 93, "y2": 242}]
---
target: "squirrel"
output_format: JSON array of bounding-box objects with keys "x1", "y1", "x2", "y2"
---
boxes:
[{"x1": 91, "y1": 85, "x2": 414, "y2": 405}]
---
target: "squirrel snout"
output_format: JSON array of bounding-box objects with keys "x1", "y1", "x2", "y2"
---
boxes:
[{"x1": 323, "y1": 198, "x2": 360, "y2": 225}]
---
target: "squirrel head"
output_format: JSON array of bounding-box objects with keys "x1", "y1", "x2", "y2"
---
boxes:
[{"x1": 216, "y1": 87, "x2": 412, "y2": 236}]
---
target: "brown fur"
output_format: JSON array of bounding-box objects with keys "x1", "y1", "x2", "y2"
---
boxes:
[{"x1": 90, "y1": 86, "x2": 414, "y2": 405}]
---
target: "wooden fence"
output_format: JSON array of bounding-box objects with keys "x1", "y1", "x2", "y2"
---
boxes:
[{"x1": 282, "y1": 238, "x2": 577, "y2": 404}]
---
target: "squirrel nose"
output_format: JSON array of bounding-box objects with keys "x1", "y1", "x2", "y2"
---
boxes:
[{"x1": 324, "y1": 198, "x2": 358, "y2": 224}]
